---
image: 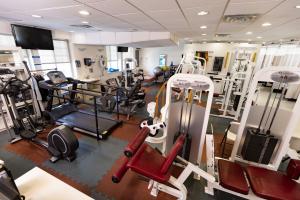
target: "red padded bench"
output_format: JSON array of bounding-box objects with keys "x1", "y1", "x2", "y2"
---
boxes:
[
  {"x1": 218, "y1": 159, "x2": 249, "y2": 195},
  {"x1": 112, "y1": 134, "x2": 186, "y2": 183},
  {"x1": 245, "y1": 160, "x2": 300, "y2": 200}
]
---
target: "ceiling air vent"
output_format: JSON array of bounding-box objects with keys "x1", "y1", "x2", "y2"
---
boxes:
[
  {"x1": 215, "y1": 33, "x2": 231, "y2": 38},
  {"x1": 70, "y1": 24, "x2": 93, "y2": 29},
  {"x1": 223, "y1": 14, "x2": 259, "y2": 24}
]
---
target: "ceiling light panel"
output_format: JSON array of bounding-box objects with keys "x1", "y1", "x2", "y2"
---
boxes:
[{"x1": 79, "y1": 10, "x2": 90, "y2": 16}]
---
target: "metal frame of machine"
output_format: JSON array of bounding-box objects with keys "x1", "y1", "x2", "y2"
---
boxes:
[{"x1": 205, "y1": 66, "x2": 300, "y2": 198}]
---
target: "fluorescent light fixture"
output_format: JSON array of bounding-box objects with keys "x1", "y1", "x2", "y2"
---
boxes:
[
  {"x1": 79, "y1": 10, "x2": 90, "y2": 16},
  {"x1": 32, "y1": 14, "x2": 42, "y2": 18},
  {"x1": 201, "y1": 33, "x2": 207, "y2": 36},
  {"x1": 262, "y1": 22, "x2": 271, "y2": 27},
  {"x1": 256, "y1": 36, "x2": 262, "y2": 39},
  {"x1": 246, "y1": 31, "x2": 253, "y2": 35},
  {"x1": 81, "y1": 21, "x2": 89, "y2": 24},
  {"x1": 296, "y1": 5, "x2": 300, "y2": 8},
  {"x1": 198, "y1": 11, "x2": 209, "y2": 16},
  {"x1": 200, "y1": 25, "x2": 207, "y2": 29}
]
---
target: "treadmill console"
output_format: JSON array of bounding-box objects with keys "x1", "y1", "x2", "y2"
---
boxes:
[{"x1": 47, "y1": 71, "x2": 68, "y2": 85}]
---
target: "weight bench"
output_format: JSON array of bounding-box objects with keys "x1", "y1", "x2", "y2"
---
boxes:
[
  {"x1": 218, "y1": 159, "x2": 300, "y2": 200},
  {"x1": 112, "y1": 127, "x2": 215, "y2": 200}
]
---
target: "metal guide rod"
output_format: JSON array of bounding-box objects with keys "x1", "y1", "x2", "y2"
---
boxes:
[
  {"x1": 263, "y1": 87, "x2": 279, "y2": 133},
  {"x1": 256, "y1": 85, "x2": 274, "y2": 133},
  {"x1": 267, "y1": 84, "x2": 287, "y2": 134},
  {"x1": 178, "y1": 88, "x2": 186, "y2": 134}
]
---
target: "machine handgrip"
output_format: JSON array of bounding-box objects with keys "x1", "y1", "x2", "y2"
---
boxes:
[
  {"x1": 124, "y1": 127, "x2": 150, "y2": 157},
  {"x1": 112, "y1": 157, "x2": 130, "y2": 183}
]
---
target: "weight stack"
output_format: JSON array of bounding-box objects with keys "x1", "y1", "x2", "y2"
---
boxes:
[{"x1": 241, "y1": 128, "x2": 279, "y2": 164}]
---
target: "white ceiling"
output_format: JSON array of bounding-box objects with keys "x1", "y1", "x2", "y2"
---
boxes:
[{"x1": 0, "y1": 0, "x2": 299, "y2": 43}]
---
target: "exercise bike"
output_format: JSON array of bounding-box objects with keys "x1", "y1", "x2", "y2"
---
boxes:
[{"x1": 0, "y1": 67, "x2": 79, "y2": 163}]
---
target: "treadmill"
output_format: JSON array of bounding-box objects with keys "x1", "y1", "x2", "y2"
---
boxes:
[{"x1": 39, "y1": 71, "x2": 122, "y2": 140}]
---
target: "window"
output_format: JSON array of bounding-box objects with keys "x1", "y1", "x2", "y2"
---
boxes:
[
  {"x1": 106, "y1": 46, "x2": 135, "y2": 71},
  {"x1": 37, "y1": 40, "x2": 73, "y2": 77},
  {"x1": 0, "y1": 34, "x2": 73, "y2": 77},
  {"x1": 0, "y1": 35, "x2": 15, "y2": 47}
]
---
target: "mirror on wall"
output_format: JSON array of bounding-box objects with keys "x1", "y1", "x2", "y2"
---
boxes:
[{"x1": 159, "y1": 54, "x2": 167, "y2": 66}]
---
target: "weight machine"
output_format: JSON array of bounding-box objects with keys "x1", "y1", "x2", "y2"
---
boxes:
[
  {"x1": 113, "y1": 74, "x2": 216, "y2": 200},
  {"x1": 205, "y1": 67, "x2": 300, "y2": 199},
  {"x1": 212, "y1": 60, "x2": 255, "y2": 120},
  {"x1": 114, "y1": 67, "x2": 300, "y2": 200}
]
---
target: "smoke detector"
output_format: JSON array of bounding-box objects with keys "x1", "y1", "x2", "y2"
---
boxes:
[{"x1": 223, "y1": 14, "x2": 259, "y2": 24}]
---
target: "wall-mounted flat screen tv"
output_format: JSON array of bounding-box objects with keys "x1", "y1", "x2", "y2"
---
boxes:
[
  {"x1": 11, "y1": 24, "x2": 54, "y2": 50},
  {"x1": 213, "y1": 57, "x2": 224, "y2": 71},
  {"x1": 117, "y1": 46, "x2": 128, "y2": 52}
]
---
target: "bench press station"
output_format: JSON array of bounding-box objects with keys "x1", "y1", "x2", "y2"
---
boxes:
[{"x1": 112, "y1": 70, "x2": 300, "y2": 200}]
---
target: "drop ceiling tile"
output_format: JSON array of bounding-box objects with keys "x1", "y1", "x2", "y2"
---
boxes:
[
  {"x1": 114, "y1": 12, "x2": 152, "y2": 25},
  {"x1": 225, "y1": 0, "x2": 282, "y2": 15},
  {"x1": 88, "y1": 0, "x2": 138, "y2": 15},
  {"x1": 0, "y1": 0, "x2": 79, "y2": 12},
  {"x1": 177, "y1": 0, "x2": 227, "y2": 9},
  {"x1": 126, "y1": 0, "x2": 178, "y2": 11}
]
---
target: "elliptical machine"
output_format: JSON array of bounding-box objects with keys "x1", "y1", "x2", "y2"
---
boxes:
[{"x1": 0, "y1": 63, "x2": 79, "y2": 163}]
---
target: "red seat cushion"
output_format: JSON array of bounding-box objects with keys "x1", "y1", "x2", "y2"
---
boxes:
[
  {"x1": 127, "y1": 143, "x2": 170, "y2": 183},
  {"x1": 246, "y1": 166, "x2": 300, "y2": 200},
  {"x1": 218, "y1": 160, "x2": 249, "y2": 195}
]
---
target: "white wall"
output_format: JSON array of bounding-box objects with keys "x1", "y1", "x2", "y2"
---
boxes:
[
  {"x1": 140, "y1": 45, "x2": 183, "y2": 75},
  {"x1": 140, "y1": 42, "x2": 260, "y2": 76},
  {"x1": 72, "y1": 44, "x2": 107, "y2": 80}
]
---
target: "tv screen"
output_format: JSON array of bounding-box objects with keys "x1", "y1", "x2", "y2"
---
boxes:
[
  {"x1": 11, "y1": 24, "x2": 54, "y2": 50},
  {"x1": 117, "y1": 46, "x2": 128, "y2": 52},
  {"x1": 213, "y1": 57, "x2": 224, "y2": 72}
]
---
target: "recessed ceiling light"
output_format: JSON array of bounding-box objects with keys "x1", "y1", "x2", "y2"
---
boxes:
[
  {"x1": 295, "y1": 5, "x2": 300, "y2": 9},
  {"x1": 200, "y1": 25, "x2": 207, "y2": 29},
  {"x1": 246, "y1": 31, "x2": 253, "y2": 35},
  {"x1": 201, "y1": 33, "x2": 207, "y2": 36},
  {"x1": 256, "y1": 36, "x2": 262, "y2": 39},
  {"x1": 262, "y1": 22, "x2": 271, "y2": 27},
  {"x1": 69, "y1": 31, "x2": 74, "y2": 33},
  {"x1": 81, "y1": 21, "x2": 89, "y2": 24},
  {"x1": 79, "y1": 10, "x2": 90, "y2": 16},
  {"x1": 32, "y1": 14, "x2": 42, "y2": 18},
  {"x1": 198, "y1": 11, "x2": 209, "y2": 16}
]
